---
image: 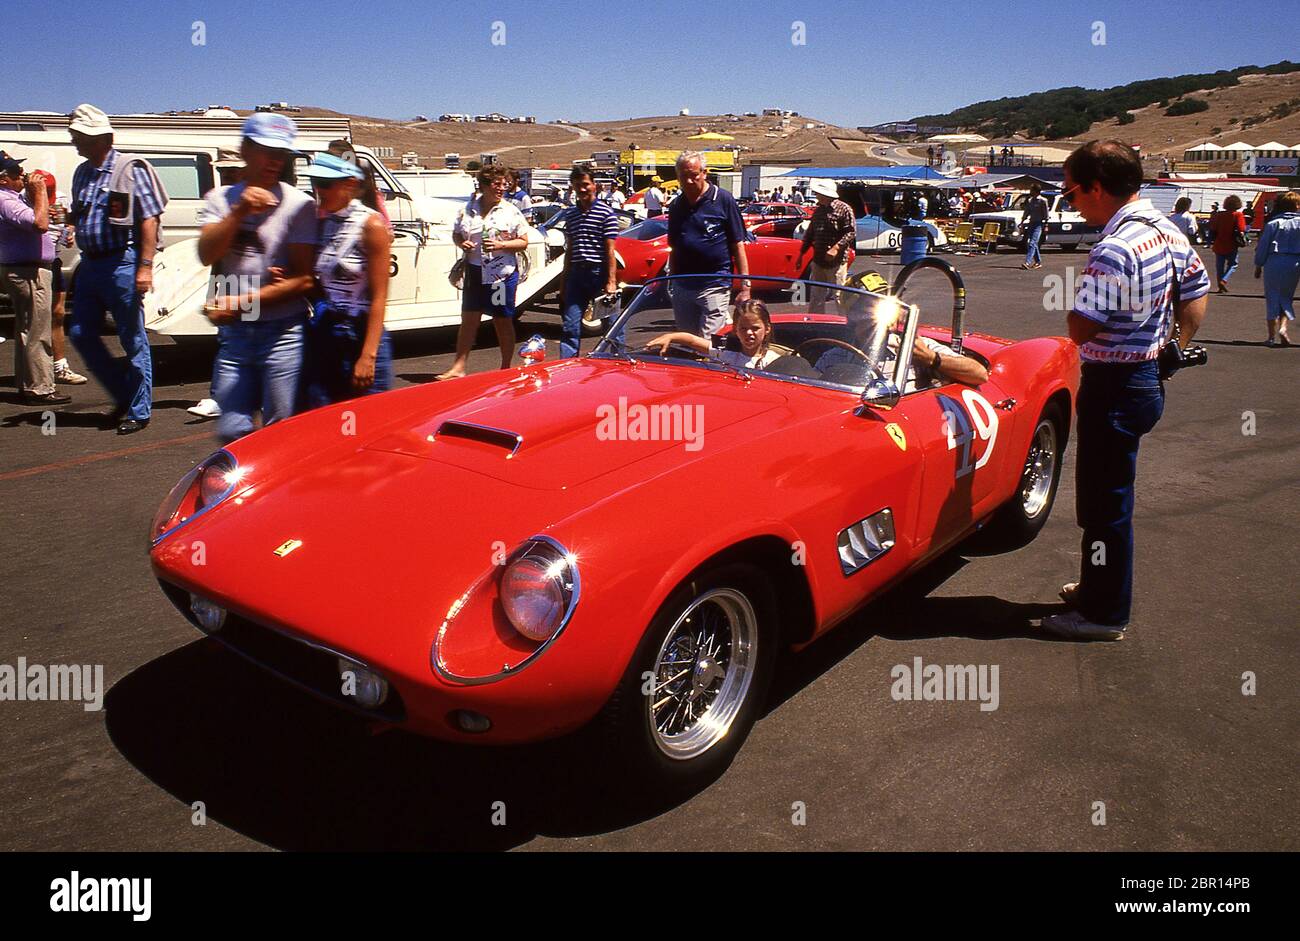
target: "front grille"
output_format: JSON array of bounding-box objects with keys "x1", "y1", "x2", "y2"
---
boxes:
[{"x1": 158, "y1": 579, "x2": 406, "y2": 722}]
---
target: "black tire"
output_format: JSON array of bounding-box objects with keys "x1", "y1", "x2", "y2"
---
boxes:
[
  {"x1": 595, "y1": 562, "x2": 777, "y2": 792},
  {"x1": 984, "y1": 402, "x2": 1065, "y2": 547},
  {"x1": 1060, "y1": 242, "x2": 1079, "y2": 252}
]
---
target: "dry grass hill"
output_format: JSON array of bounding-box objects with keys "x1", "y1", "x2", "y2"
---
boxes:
[{"x1": 290, "y1": 107, "x2": 886, "y2": 169}]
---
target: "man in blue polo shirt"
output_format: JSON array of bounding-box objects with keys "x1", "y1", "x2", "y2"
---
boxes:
[
  {"x1": 557, "y1": 166, "x2": 619, "y2": 358},
  {"x1": 65, "y1": 103, "x2": 165, "y2": 434},
  {"x1": 666, "y1": 151, "x2": 749, "y2": 337}
]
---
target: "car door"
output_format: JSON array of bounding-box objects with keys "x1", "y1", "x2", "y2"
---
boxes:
[
  {"x1": 382, "y1": 225, "x2": 421, "y2": 323},
  {"x1": 892, "y1": 373, "x2": 1016, "y2": 557}
]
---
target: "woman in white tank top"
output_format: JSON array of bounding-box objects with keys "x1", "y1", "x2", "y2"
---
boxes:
[{"x1": 300, "y1": 153, "x2": 394, "y2": 406}]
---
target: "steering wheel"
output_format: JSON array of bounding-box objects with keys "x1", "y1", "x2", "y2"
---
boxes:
[
  {"x1": 795, "y1": 337, "x2": 871, "y2": 362},
  {"x1": 794, "y1": 337, "x2": 885, "y2": 383}
]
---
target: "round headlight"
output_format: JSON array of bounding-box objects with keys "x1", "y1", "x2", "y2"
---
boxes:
[
  {"x1": 501, "y1": 556, "x2": 567, "y2": 642},
  {"x1": 198, "y1": 458, "x2": 236, "y2": 508}
]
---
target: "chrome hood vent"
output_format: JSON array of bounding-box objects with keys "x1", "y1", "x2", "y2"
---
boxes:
[{"x1": 434, "y1": 420, "x2": 523, "y2": 458}]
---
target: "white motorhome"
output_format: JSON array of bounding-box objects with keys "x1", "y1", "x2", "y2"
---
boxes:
[{"x1": 0, "y1": 111, "x2": 564, "y2": 338}]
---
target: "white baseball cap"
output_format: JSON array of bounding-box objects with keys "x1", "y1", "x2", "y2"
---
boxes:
[
  {"x1": 809, "y1": 179, "x2": 839, "y2": 199},
  {"x1": 68, "y1": 103, "x2": 115, "y2": 136}
]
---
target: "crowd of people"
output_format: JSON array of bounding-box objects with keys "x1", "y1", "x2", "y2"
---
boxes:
[{"x1": 2, "y1": 107, "x2": 1296, "y2": 449}]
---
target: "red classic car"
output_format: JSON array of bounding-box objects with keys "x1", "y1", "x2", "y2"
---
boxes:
[
  {"x1": 614, "y1": 215, "x2": 853, "y2": 290},
  {"x1": 741, "y1": 201, "x2": 816, "y2": 221},
  {"x1": 150, "y1": 260, "x2": 1077, "y2": 790}
]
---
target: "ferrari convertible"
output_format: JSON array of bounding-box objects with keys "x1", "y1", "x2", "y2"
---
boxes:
[{"x1": 150, "y1": 260, "x2": 1077, "y2": 789}]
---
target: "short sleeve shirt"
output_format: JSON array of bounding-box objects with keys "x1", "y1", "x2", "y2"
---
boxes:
[
  {"x1": 559, "y1": 199, "x2": 620, "y2": 267},
  {"x1": 197, "y1": 182, "x2": 317, "y2": 322},
  {"x1": 1072, "y1": 199, "x2": 1211, "y2": 363},
  {"x1": 0, "y1": 188, "x2": 49, "y2": 264},
  {"x1": 667, "y1": 184, "x2": 746, "y2": 284},
  {"x1": 69, "y1": 150, "x2": 165, "y2": 255},
  {"x1": 454, "y1": 196, "x2": 528, "y2": 282}
]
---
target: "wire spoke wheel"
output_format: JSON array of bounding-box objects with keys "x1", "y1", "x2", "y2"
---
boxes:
[
  {"x1": 1020, "y1": 418, "x2": 1057, "y2": 519},
  {"x1": 648, "y1": 587, "x2": 758, "y2": 760}
]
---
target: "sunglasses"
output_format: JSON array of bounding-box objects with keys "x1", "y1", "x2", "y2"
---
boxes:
[{"x1": 311, "y1": 177, "x2": 343, "y2": 190}]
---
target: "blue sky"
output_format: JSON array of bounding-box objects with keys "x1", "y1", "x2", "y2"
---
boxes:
[{"x1": 10, "y1": 0, "x2": 1298, "y2": 126}]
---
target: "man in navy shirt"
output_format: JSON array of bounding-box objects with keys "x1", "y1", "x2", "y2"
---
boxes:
[{"x1": 666, "y1": 151, "x2": 749, "y2": 336}]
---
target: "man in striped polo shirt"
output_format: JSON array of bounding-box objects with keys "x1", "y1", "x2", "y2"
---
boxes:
[
  {"x1": 557, "y1": 167, "x2": 619, "y2": 358},
  {"x1": 1043, "y1": 140, "x2": 1209, "y2": 642}
]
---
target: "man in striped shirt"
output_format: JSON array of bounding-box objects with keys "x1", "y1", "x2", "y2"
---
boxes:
[
  {"x1": 65, "y1": 104, "x2": 165, "y2": 434},
  {"x1": 557, "y1": 166, "x2": 620, "y2": 358},
  {"x1": 1043, "y1": 140, "x2": 1209, "y2": 642}
]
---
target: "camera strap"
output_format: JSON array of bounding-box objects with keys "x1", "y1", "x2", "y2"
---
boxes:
[{"x1": 1130, "y1": 216, "x2": 1182, "y2": 348}]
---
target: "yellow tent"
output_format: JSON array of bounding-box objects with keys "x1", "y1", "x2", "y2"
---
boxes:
[{"x1": 687, "y1": 132, "x2": 735, "y2": 141}]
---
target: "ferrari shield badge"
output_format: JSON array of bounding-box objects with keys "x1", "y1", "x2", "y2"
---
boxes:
[
  {"x1": 885, "y1": 423, "x2": 907, "y2": 452},
  {"x1": 273, "y1": 538, "x2": 303, "y2": 558}
]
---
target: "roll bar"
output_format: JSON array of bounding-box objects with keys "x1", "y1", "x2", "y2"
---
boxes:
[{"x1": 891, "y1": 257, "x2": 967, "y2": 354}]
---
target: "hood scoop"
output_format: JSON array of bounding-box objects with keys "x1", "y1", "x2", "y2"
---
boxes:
[{"x1": 434, "y1": 420, "x2": 523, "y2": 458}]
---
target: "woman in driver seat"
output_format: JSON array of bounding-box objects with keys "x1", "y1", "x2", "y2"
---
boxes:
[{"x1": 814, "y1": 300, "x2": 989, "y2": 390}]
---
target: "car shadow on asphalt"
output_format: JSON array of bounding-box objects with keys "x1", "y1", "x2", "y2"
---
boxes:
[
  {"x1": 104, "y1": 640, "x2": 701, "y2": 850},
  {"x1": 766, "y1": 548, "x2": 1063, "y2": 715}
]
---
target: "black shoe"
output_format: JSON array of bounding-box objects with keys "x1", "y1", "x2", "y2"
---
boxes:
[
  {"x1": 22, "y1": 390, "x2": 72, "y2": 406},
  {"x1": 117, "y1": 418, "x2": 149, "y2": 435}
]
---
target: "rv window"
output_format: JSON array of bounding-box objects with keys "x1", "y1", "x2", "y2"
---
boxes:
[{"x1": 136, "y1": 156, "x2": 205, "y2": 200}]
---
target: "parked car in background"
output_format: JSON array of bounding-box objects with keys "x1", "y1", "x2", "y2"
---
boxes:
[{"x1": 969, "y1": 191, "x2": 1102, "y2": 251}]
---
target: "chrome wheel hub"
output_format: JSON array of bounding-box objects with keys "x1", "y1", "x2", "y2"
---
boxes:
[
  {"x1": 648, "y1": 587, "x2": 758, "y2": 760},
  {"x1": 1020, "y1": 419, "x2": 1057, "y2": 518}
]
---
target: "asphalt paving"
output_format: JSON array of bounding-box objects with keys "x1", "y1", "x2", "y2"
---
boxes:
[{"x1": 0, "y1": 245, "x2": 1295, "y2": 851}]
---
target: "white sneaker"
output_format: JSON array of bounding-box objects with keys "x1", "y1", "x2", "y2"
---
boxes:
[
  {"x1": 187, "y1": 398, "x2": 222, "y2": 419},
  {"x1": 54, "y1": 360, "x2": 88, "y2": 384},
  {"x1": 1040, "y1": 610, "x2": 1125, "y2": 642}
]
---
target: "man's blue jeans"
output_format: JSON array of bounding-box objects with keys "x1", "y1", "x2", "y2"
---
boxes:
[
  {"x1": 1024, "y1": 223, "x2": 1044, "y2": 266},
  {"x1": 560, "y1": 262, "x2": 606, "y2": 359},
  {"x1": 69, "y1": 248, "x2": 152, "y2": 421},
  {"x1": 1074, "y1": 359, "x2": 1165, "y2": 627},
  {"x1": 212, "y1": 317, "x2": 305, "y2": 444}
]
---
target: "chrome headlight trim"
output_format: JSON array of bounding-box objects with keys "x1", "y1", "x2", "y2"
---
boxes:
[
  {"x1": 151, "y1": 449, "x2": 240, "y2": 547},
  {"x1": 431, "y1": 535, "x2": 581, "y2": 686}
]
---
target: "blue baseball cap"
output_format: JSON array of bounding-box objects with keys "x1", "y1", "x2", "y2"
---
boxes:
[
  {"x1": 301, "y1": 152, "x2": 365, "y2": 181},
  {"x1": 241, "y1": 112, "x2": 298, "y2": 151}
]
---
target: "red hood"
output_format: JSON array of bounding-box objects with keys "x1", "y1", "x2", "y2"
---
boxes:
[{"x1": 359, "y1": 357, "x2": 788, "y2": 490}]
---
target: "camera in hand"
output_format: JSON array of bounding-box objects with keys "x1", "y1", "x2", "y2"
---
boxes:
[{"x1": 1158, "y1": 341, "x2": 1208, "y2": 380}]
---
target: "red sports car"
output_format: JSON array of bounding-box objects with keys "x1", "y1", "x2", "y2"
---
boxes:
[
  {"x1": 741, "y1": 201, "x2": 815, "y2": 221},
  {"x1": 614, "y1": 215, "x2": 853, "y2": 290},
  {"x1": 150, "y1": 261, "x2": 1077, "y2": 789}
]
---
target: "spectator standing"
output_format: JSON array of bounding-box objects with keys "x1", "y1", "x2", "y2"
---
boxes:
[
  {"x1": 1168, "y1": 196, "x2": 1198, "y2": 243},
  {"x1": 915, "y1": 192, "x2": 929, "y2": 219},
  {"x1": 439, "y1": 166, "x2": 530, "y2": 378},
  {"x1": 0, "y1": 159, "x2": 69, "y2": 405},
  {"x1": 1044, "y1": 140, "x2": 1209, "y2": 641},
  {"x1": 65, "y1": 104, "x2": 165, "y2": 434},
  {"x1": 666, "y1": 151, "x2": 749, "y2": 337},
  {"x1": 799, "y1": 179, "x2": 855, "y2": 312},
  {"x1": 300, "y1": 153, "x2": 394, "y2": 403},
  {"x1": 1021, "y1": 183, "x2": 1049, "y2": 270},
  {"x1": 1254, "y1": 190, "x2": 1300, "y2": 346},
  {"x1": 644, "y1": 177, "x2": 666, "y2": 217},
  {"x1": 608, "y1": 183, "x2": 626, "y2": 209},
  {"x1": 556, "y1": 167, "x2": 620, "y2": 359},
  {"x1": 196, "y1": 113, "x2": 317, "y2": 444},
  {"x1": 42, "y1": 173, "x2": 87, "y2": 386},
  {"x1": 507, "y1": 169, "x2": 532, "y2": 213},
  {"x1": 1208, "y1": 194, "x2": 1247, "y2": 292}
]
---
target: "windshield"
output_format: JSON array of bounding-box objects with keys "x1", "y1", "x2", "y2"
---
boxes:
[
  {"x1": 621, "y1": 218, "x2": 669, "y2": 241},
  {"x1": 590, "y1": 273, "x2": 917, "y2": 393}
]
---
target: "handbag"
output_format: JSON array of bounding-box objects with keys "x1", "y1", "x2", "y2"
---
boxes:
[{"x1": 448, "y1": 254, "x2": 466, "y2": 291}]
